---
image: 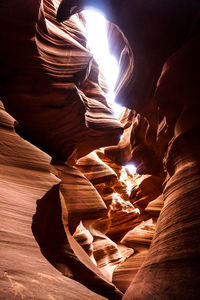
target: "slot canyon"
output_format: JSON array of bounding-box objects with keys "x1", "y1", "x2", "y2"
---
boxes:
[{"x1": 0, "y1": 0, "x2": 200, "y2": 299}]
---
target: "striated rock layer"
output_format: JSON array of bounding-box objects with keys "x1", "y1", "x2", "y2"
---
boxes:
[
  {"x1": 0, "y1": 101, "x2": 106, "y2": 299},
  {"x1": 1, "y1": 0, "x2": 200, "y2": 299},
  {"x1": 56, "y1": 0, "x2": 200, "y2": 299}
]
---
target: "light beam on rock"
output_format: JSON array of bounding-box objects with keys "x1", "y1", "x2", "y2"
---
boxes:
[
  {"x1": 125, "y1": 164, "x2": 137, "y2": 175},
  {"x1": 83, "y1": 9, "x2": 124, "y2": 117}
]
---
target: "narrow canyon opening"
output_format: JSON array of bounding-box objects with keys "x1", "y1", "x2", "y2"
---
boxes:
[
  {"x1": 1, "y1": 1, "x2": 200, "y2": 299},
  {"x1": 30, "y1": 7, "x2": 165, "y2": 297}
]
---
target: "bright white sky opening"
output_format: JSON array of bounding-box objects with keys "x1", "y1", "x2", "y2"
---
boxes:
[
  {"x1": 83, "y1": 10, "x2": 137, "y2": 174},
  {"x1": 83, "y1": 9, "x2": 123, "y2": 117},
  {"x1": 125, "y1": 164, "x2": 137, "y2": 175}
]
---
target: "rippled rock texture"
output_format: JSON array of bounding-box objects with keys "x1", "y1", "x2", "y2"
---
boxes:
[{"x1": 1, "y1": 0, "x2": 200, "y2": 299}]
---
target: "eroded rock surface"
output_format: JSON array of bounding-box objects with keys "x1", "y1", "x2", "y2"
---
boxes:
[
  {"x1": 0, "y1": 102, "x2": 106, "y2": 300},
  {"x1": 1, "y1": 0, "x2": 200, "y2": 299}
]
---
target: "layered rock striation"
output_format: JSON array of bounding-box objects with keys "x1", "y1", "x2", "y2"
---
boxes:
[{"x1": 1, "y1": 0, "x2": 200, "y2": 299}]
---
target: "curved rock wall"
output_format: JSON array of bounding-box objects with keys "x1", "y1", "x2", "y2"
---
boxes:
[{"x1": 1, "y1": 0, "x2": 200, "y2": 299}]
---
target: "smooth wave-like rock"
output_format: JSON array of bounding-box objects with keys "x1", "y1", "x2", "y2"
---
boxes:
[
  {"x1": 0, "y1": 0, "x2": 123, "y2": 163},
  {"x1": 56, "y1": 1, "x2": 200, "y2": 299},
  {"x1": 0, "y1": 101, "x2": 106, "y2": 300},
  {"x1": 76, "y1": 151, "x2": 117, "y2": 184},
  {"x1": 121, "y1": 219, "x2": 156, "y2": 251},
  {"x1": 1, "y1": 0, "x2": 200, "y2": 299}
]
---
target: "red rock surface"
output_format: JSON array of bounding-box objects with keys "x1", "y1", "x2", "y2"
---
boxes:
[
  {"x1": 0, "y1": 102, "x2": 106, "y2": 299},
  {"x1": 1, "y1": 0, "x2": 200, "y2": 299}
]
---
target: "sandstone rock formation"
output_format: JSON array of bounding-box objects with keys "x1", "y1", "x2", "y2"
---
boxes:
[
  {"x1": 0, "y1": 101, "x2": 106, "y2": 300},
  {"x1": 1, "y1": 0, "x2": 200, "y2": 299}
]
